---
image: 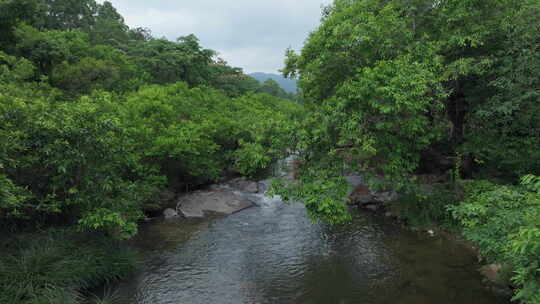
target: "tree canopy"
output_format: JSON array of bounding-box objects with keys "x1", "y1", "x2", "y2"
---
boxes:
[{"x1": 278, "y1": 0, "x2": 540, "y2": 220}]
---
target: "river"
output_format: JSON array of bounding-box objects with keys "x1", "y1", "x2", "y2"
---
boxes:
[{"x1": 114, "y1": 184, "x2": 508, "y2": 304}]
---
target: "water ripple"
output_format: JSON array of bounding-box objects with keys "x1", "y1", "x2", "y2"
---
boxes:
[{"x1": 116, "y1": 193, "x2": 508, "y2": 304}]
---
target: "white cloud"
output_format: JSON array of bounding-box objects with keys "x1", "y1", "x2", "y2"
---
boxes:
[{"x1": 103, "y1": 0, "x2": 332, "y2": 73}]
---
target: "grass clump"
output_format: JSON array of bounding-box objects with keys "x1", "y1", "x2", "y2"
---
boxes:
[{"x1": 0, "y1": 229, "x2": 135, "y2": 304}]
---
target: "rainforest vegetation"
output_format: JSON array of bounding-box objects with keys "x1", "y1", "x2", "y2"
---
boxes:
[{"x1": 0, "y1": 0, "x2": 539, "y2": 303}]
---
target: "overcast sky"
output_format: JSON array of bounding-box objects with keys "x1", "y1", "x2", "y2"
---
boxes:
[{"x1": 102, "y1": 1, "x2": 332, "y2": 74}]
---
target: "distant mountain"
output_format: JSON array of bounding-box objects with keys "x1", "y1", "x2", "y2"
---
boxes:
[{"x1": 249, "y1": 72, "x2": 298, "y2": 93}]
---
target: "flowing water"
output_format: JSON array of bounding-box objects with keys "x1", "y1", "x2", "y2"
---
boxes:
[{"x1": 115, "y1": 187, "x2": 508, "y2": 304}]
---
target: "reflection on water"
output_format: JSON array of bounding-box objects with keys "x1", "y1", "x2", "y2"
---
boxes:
[{"x1": 116, "y1": 192, "x2": 508, "y2": 304}]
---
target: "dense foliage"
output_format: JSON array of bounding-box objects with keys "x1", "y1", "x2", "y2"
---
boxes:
[
  {"x1": 451, "y1": 176, "x2": 540, "y2": 303},
  {"x1": 277, "y1": 0, "x2": 540, "y2": 302}
]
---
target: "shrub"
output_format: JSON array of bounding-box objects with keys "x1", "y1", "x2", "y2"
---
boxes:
[
  {"x1": 450, "y1": 177, "x2": 540, "y2": 303},
  {"x1": 393, "y1": 183, "x2": 460, "y2": 229},
  {"x1": 0, "y1": 89, "x2": 163, "y2": 237}
]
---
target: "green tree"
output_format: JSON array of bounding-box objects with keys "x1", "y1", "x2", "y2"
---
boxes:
[
  {"x1": 276, "y1": 0, "x2": 540, "y2": 222},
  {"x1": 0, "y1": 84, "x2": 163, "y2": 236},
  {"x1": 39, "y1": 0, "x2": 98, "y2": 31},
  {"x1": 0, "y1": 0, "x2": 46, "y2": 52},
  {"x1": 258, "y1": 79, "x2": 289, "y2": 99},
  {"x1": 127, "y1": 35, "x2": 216, "y2": 86},
  {"x1": 50, "y1": 45, "x2": 148, "y2": 96},
  {"x1": 89, "y1": 1, "x2": 130, "y2": 46},
  {"x1": 209, "y1": 58, "x2": 261, "y2": 97},
  {"x1": 13, "y1": 24, "x2": 91, "y2": 75},
  {"x1": 463, "y1": 1, "x2": 540, "y2": 177}
]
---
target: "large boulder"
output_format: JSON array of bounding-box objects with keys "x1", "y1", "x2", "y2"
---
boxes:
[{"x1": 177, "y1": 188, "x2": 255, "y2": 218}]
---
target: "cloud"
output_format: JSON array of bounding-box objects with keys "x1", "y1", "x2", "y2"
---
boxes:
[{"x1": 102, "y1": 0, "x2": 332, "y2": 73}]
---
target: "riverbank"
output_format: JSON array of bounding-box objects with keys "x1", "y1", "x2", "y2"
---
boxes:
[{"x1": 0, "y1": 230, "x2": 135, "y2": 304}]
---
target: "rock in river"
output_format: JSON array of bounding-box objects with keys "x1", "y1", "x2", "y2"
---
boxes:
[
  {"x1": 163, "y1": 208, "x2": 179, "y2": 219},
  {"x1": 345, "y1": 175, "x2": 398, "y2": 206},
  {"x1": 224, "y1": 178, "x2": 260, "y2": 193},
  {"x1": 177, "y1": 188, "x2": 255, "y2": 218}
]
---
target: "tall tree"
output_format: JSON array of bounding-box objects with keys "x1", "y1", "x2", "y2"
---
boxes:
[
  {"x1": 127, "y1": 35, "x2": 216, "y2": 86},
  {"x1": 40, "y1": 0, "x2": 98, "y2": 31},
  {"x1": 89, "y1": 1, "x2": 130, "y2": 46}
]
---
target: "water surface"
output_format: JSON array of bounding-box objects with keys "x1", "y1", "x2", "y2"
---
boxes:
[{"x1": 116, "y1": 191, "x2": 508, "y2": 304}]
